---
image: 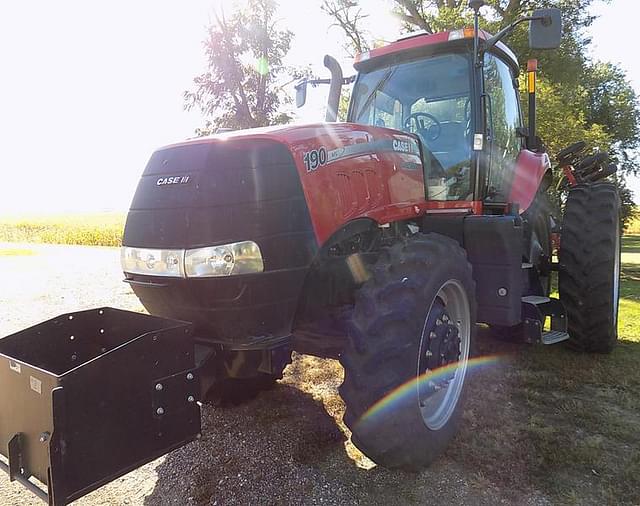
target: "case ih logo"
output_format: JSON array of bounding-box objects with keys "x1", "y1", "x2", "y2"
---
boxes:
[
  {"x1": 156, "y1": 175, "x2": 191, "y2": 186},
  {"x1": 392, "y1": 137, "x2": 420, "y2": 155}
]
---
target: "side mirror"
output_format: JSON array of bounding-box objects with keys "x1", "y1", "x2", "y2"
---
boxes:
[
  {"x1": 295, "y1": 80, "x2": 307, "y2": 108},
  {"x1": 529, "y1": 8, "x2": 562, "y2": 50}
]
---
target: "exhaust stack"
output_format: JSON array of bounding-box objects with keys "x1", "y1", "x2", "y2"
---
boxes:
[{"x1": 324, "y1": 55, "x2": 343, "y2": 122}]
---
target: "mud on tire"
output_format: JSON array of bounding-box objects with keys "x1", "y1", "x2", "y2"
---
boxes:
[
  {"x1": 339, "y1": 233, "x2": 476, "y2": 470},
  {"x1": 559, "y1": 183, "x2": 621, "y2": 353}
]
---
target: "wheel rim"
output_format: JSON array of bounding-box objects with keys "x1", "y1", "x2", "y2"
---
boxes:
[
  {"x1": 613, "y1": 227, "x2": 621, "y2": 326},
  {"x1": 417, "y1": 279, "x2": 471, "y2": 430}
]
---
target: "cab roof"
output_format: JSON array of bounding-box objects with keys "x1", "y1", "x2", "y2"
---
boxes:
[{"x1": 354, "y1": 29, "x2": 519, "y2": 74}]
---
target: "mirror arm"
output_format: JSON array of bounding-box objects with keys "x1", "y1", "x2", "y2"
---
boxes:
[
  {"x1": 295, "y1": 76, "x2": 354, "y2": 91},
  {"x1": 304, "y1": 76, "x2": 355, "y2": 87},
  {"x1": 482, "y1": 15, "x2": 544, "y2": 52}
]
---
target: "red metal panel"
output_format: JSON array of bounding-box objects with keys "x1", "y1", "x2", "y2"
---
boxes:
[
  {"x1": 354, "y1": 32, "x2": 452, "y2": 66},
  {"x1": 507, "y1": 149, "x2": 551, "y2": 212},
  {"x1": 353, "y1": 29, "x2": 518, "y2": 73},
  {"x1": 158, "y1": 123, "x2": 483, "y2": 246},
  {"x1": 281, "y1": 123, "x2": 427, "y2": 243}
]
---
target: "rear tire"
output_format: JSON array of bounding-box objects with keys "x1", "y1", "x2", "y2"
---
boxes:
[
  {"x1": 339, "y1": 233, "x2": 476, "y2": 470},
  {"x1": 559, "y1": 183, "x2": 621, "y2": 353}
]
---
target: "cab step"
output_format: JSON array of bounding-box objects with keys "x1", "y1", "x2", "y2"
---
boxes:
[
  {"x1": 521, "y1": 295, "x2": 569, "y2": 344},
  {"x1": 541, "y1": 330, "x2": 570, "y2": 345}
]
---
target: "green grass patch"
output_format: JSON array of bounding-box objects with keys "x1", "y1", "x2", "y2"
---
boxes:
[
  {"x1": 0, "y1": 213, "x2": 125, "y2": 247},
  {"x1": 626, "y1": 215, "x2": 640, "y2": 235},
  {"x1": 510, "y1": 234, "x2": 640, "y2": 503}
]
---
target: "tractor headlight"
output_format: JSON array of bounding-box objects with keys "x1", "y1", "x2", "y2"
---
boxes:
[
  {"x1": 184, "y1": 241, "x2": 264, "y2": 277},
  {"x1": 121, "y1": 247, "x2": 185, "y2": 277},
  {"x1": 121, "y1": 241, "x2": 264, "y2": 278}
]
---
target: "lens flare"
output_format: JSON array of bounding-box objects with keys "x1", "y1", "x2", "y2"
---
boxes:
[
  {"x1": 256, "y1": 56, "x2": 269, "y2": 76},
  {"x1": 357, "y1": 354, "x2": 505, "y2": 426}
]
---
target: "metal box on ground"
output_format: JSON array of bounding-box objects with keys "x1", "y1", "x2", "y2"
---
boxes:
[{"x1": 0, "y1": 308, "x2": 201, "y2": 505}]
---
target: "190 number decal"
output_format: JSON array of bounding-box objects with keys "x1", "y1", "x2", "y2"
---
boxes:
[{"x1": 303, "y1": 147, "x2": 327, "y2": 172}]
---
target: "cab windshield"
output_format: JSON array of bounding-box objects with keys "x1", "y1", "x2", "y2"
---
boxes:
[{"x1": 350, "y1": 53, "x2": 473, "y2": 201}]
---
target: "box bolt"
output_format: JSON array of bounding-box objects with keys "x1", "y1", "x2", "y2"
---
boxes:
[
  {"x1": 156, "y1": 407, "x2": 165, "y2": 415},
  {"x1": 186, "y1": 372, "x2": 194, "y2": 381},
  {"x1": 187, "y1": 395, "x2": 195, "y2": 403},
  {"x1": 155, "y1": 383, "x2": 163, "y2": 391},
  {"x1": 498, "y1": 287, "x2": 508, "y2": 296}
]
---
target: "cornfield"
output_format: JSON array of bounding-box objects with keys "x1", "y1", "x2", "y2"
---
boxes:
[{"x1": 0, "y1": 213, "x2": 125, "y2": 247}]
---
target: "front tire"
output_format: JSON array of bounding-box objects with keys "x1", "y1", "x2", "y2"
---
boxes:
[
  {"x1": 559, "y1": 183, "x2": 621, "y2": 353},
  {"x1": 339, "y1": 233, "x2": 476, "y2": 470}
]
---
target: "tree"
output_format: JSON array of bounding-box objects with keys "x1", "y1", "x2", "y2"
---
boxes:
[
  {"x1": 583, "y1": 62, "x2": 640, "y2": 174},
  {"x1": 184, "y1": 0, "x2": 295, "y2": 134},
  {"x1": 321, "y1": 0, "x2": 370, "y2": 56}
]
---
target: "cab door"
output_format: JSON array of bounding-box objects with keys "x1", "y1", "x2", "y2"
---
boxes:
[{"x1": 483, "y1": 53, "x2": 524, "y2": 204}]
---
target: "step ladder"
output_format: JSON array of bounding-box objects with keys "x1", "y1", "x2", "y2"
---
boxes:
[{"x1": 521, "y1": 295, "x2": 570, "y2": 345}]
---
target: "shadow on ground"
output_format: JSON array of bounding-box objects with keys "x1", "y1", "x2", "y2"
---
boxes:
[
  {"x1": 147, "y1": 238, "x2": 639, "y2": 505},
  {"x1": 145, "y1": 331, "x2": 555, "y2": 506}
]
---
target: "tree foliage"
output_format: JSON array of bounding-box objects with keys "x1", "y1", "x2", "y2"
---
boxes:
[
  {"x1": 583, "y1": 62, "x2": 640, "y2": 173},
  {"x1": 184, "y1": 0, "x2": 295, "y2": 134},
  {"x1": 321, "y1": 0, "x2": 371, "y2": 56},
  {"x1": 322, "y1": 0, "x2": 639, "y2": 225}
]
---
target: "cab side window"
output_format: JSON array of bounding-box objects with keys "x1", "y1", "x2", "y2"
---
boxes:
[{"x1": 484, "y1": 54, "x2": 522, "y2": 201}]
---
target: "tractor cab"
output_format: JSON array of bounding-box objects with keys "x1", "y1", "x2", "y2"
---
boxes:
[
  {"x1": 348, "y1": 29, "x2": 527, "y2": 207},
  {"x1": 349, "y1": 49, "x2": 475, "y2": 201},
  {"x1": 296, "y1": 5, "x2": 562, "y2": 211}
]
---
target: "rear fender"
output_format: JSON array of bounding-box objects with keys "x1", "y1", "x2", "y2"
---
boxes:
[{"x1": 508, "y1": 150, "x2": 551, "y2": 212}]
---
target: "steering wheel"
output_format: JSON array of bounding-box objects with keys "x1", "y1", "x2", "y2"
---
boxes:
[{"x1": 404, "y1": 112, "x2": 442, "y2": 142}]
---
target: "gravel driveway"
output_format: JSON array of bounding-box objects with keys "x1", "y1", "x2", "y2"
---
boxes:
[{"x1": 0, "y1": 243, "x2": 551, "y2": 505}]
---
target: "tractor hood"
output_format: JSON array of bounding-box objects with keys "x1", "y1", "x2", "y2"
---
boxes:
[
  {"x1": 123, "y1": 123, "x2": 322, "y2": 272},
  {"x1": 121, "y1": 121, "x2": 426, "y2": 340},
  {"x1": 123, "y1": 121, "x2": 425, "y2": 252}
]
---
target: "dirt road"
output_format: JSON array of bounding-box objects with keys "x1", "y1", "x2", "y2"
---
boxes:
[{"x1": 0, "y1": 243, "x2": 553, "y2": 505}]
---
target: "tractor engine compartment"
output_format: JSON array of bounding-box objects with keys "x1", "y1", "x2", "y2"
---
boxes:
[{"x1": 122, "y1": 137, "x2": 316, "y2": 346}]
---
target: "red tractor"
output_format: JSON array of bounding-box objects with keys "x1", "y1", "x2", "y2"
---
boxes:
[
  {"x1": 120, "y1": 3, "x2": 619, "y2": 468},
  {"x1": 0, "y1": 2, "x2": 621, "y2": 503}
]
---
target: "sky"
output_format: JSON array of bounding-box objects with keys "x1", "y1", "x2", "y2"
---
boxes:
[{"x1": 0, "y1": 0, "x2": 637, "y2": 214}]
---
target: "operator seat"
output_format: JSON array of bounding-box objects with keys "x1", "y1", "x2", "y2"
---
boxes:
[{"x1": 425, "y1": 121, "x2": 469, "y2": 170}]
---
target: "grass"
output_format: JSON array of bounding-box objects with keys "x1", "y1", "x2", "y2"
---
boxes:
[
  {"x1": 0, "y1": 213, "x2": 125, "y2": 247},
  {"x1": 457, "y1": 234, "x2": 640, "y2": 504},
  {"x1": 626, "y1": 215, "x2": 640, "y2": 235}
]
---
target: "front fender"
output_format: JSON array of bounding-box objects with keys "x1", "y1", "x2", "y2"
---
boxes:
[{"x1": 508, "y1": 150, "x2": 551, "y2": 212}]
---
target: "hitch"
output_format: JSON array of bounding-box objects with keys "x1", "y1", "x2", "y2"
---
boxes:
[{"x1": 0, "y1": 308, "x2": 201, "y2": 505}]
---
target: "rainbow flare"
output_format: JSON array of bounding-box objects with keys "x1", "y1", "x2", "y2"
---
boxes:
[{"x1": 358, "y1": 354, "x2": 505, "y2": 426}]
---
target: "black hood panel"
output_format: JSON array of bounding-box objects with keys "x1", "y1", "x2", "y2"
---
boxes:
[{"x1": 123, "y1": 138, "x2": 316, "y2": 270}]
